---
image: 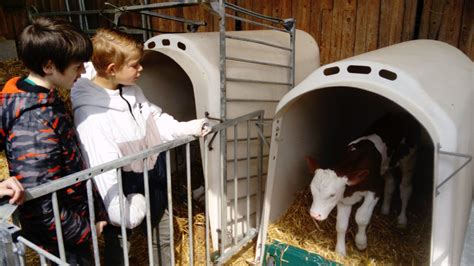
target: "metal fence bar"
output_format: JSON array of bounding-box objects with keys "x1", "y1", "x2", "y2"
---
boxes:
[
  {"x1": 16, "y1": 236, "x2": 68, "y2": 265},
  {"x1": 226, "y1": 77, "x2": 292, "y2": 86},
  {"x1": 226, "y1": 56, "x2": 292, "y2": 69},
  {"x1": 204, "y1": 136, "x2": 211, "y2": 266},
  {"x1": 223, "y1": 1, "x2": 282, "y2": 24},
  {"x1": 436, "y1": 144, "x2": 472, "y2": 196},
  {"x1": 143, "y1": 158, "x2": 154, "y2": 265},
  {"x1": 246, "y1": 120, "x2": 251, "y2": 236},
  {"x1": 86, "y1": 179, "x2": 100, "y2": 266},
  {"x1": 218, "y1": 0, "x2": 228, "y2": 256},
  {"x1": 21, "y1": 136, "x2": 196, "y2": 202},
  {"x1": 225, "y1": 35, "x2": 292, "y2": 51},
  {"x1": 64, "y1": 0, "x2": 72, "y2": 22},
  {"x1": 186, "y1": 143, "x2": 194, "y2": 265},
  {"x1": 224, "y1": 14, "x2": 287, "y2": 32},
  {"x1": 166, "y1": 151, "x2": 176, "y2": 265},
  {"x1": 233, "y1": 124, "x2": 238, "y2": 245},
  {"x1": 288, "y1": 19, "x2": 296, "y2": 88},
  {"x1": 51, "y1": 192, "x2": 66, "y2": 261},
  {"x1": 117, "y1": 168, "x2": 130, "y2": 266},
  {"x1": 256, "y1": 114, "x2": 264, "y2": 229}
]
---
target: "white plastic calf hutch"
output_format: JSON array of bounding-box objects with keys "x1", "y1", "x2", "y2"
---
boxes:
[
  {"x1": 256, "y1": 40, "x2": 473, "y2": 265},
  {"x1": 136, "y1": 30, "x2": 320, "y2": 251}
]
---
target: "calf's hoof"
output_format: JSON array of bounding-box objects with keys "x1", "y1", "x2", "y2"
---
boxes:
[
  {"x1": 397, "y1": 216, "x2": 407, "y2": 228},
  {"x1": 335, "y1": 245, "x2": 346, "y2": 257},
  {"x1": 381, "y1": 205, "x2": 390, "y2": 215},
  {"x1": 355, "y1": 235, "x2": 367, "y2": 250}
]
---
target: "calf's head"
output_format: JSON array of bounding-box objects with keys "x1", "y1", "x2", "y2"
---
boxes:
[{"x1": 305, "y1": 156, "x2": 369, "y2": 221}]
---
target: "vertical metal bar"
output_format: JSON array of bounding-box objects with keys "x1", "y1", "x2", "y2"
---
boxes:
[
  {"x1": 141, "y1": 0, "x2": 150, "y2": 41},
  {"x1": 218, "y1": 0, "x2": 228, "y2": 255},
  {"x1": 233, "y1": 125, "x2": 238, "y2": 245},
  {"x1": 86, "y1": 179, "x2": 100, "y2": 266},
  {"x1": 51, "y1": 192, "x2": 66, "y2": 261},
  {"x1": 166, "y1": 151, "x2": 176, "y2": 265},
  {"x1": 143, "y1": 157, "x2": 154, "y2": 265},
  {"x1": 186, "y1": 143, "x2": 194, "y2": 265},
  {"x1": 39, "y1": 255, "x2": 47, "y2": 265},
  {"x1": 256, "y1": 116, "x2": 264, "y2": 228},
  {"x1": 289, "y1": 19, "x2": 296, "y2": 89},
  {"x1": 76, "y1": 0, "x2": 84, "y2": 30},
  {"x1": 117, "y1": 168, "x2": 130, "y2": 266},
  {"x1": 204, "y1": 136, "x2": 211, "y2": 266},
  {"x1": 246, "y1": 120, "x2": 250, "y2": 235},
  {"x1": 18, "y1": 241, "x2": 26, "y2": 266},
  {"x1": 79, "y1": 0, "x2": 89, "y2": 31},
  {"x1": 64, "y1": 0, "x2": 72, "y2": 22}
]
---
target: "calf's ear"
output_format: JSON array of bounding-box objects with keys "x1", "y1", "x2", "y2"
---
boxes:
[
  {"x1": 305, "y1": 156, "x2": 319, "y2": 174},
  {"x1": 346, "y1": 170, "x2": 370, "y2": 186}
]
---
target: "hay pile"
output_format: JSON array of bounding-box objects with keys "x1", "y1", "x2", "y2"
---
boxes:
[{"x1": 267, "y1": 188, "x2": 432, "y2": 265}]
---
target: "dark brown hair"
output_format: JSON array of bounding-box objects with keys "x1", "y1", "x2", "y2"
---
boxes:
[{"x1": 18, "y1": 17, "x2": 92, "y2": 76}]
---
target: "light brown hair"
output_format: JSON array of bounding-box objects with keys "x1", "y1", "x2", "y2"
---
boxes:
[{"x1": 91, "y1": 28, "x2": 143, "y2": 76}]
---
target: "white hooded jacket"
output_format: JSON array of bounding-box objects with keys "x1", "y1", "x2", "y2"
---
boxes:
[{"x1": 71, "y1": 77, "x2": 206, "y2": 228}]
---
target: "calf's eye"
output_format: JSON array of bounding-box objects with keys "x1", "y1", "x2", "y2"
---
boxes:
[{"x1": 329, "y1": 193, "x2": 335, "y2": 198}]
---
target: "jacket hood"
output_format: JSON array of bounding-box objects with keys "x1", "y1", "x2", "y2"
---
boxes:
[
  {"x1": 0, "y1": 77, "x2": 59, "y2": 150},
  {"x1": 71, "y1": 78, "x2": 131, "y2": 112}
]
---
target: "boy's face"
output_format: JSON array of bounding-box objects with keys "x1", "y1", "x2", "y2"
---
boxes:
[
  {"x1": 50, "y1": 61, "x2": 86, "y2": 90},
  {"x1": 114, "y1": 56, "x2": 143, "y2": 86}
]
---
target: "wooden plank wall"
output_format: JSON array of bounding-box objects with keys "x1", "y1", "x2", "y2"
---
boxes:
[{"x1": 0, "y1": 0, "x2": 472, "y2": 64}]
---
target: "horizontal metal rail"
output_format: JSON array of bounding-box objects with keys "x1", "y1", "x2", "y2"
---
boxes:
[
  {"x1": 226, "y1": 98, "x2": 280, "y2": 103},
  {"x1": 226, "y1": 155, "x2": 269, "y2": 163},
  {"x1": 213, "y1": 228, "x2": 258, "y2": 264},
  {"x1": 224, "y1": 14, "x2": 287, "y2": 32},
  {"x1": 224, "y1": 2, "x2": 283, "y2": 24},
  {"x1": 226, "y1": 77, "x2": 292, "y2": 86},
  {"x1": 37, "y1": 1, "x2": 199, "y2": 16},
  {"x1": 21, "y1": 136, "x2": 196, "y2": 202},
  {"x1": 226, "y1": 56, "x2": 292, "y2": 69},
  {"x1": 211, "y1": 110, "x2": 265, "y2": 132},
  {"x1": 225, "y1": 35, "x2": 292, "y2": 51}
]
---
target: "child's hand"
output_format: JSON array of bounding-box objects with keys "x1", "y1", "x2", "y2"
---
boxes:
[
  {"x1": 201, "y1": 120, "x2": 211, "y2": 137},
  {"x1": 0, "y1": 177, "x2": 25, "y2": 205},
  {"x1": 95, "y1": 221, "x2": 107, "y2": 236}
]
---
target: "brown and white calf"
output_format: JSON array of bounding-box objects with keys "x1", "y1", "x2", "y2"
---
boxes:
[{"x1": 305, "y1": 113, "x2": 420, "y2": 256}]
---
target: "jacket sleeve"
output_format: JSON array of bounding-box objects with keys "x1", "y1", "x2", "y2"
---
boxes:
[
  {"x1": 134, "y1": 85, "x2": 206, "y2": 142},
  {"x1": 75, "y1": 116, "x2": 147, "y2": 229},
  {"x1": 8, "y1": 118, "x2": 95, "y2": 245}
]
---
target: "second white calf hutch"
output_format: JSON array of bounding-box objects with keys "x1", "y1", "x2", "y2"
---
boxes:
[
  {"x1": 256, "y1": 40, "x2": 473, "y2": 265},
  {"x1": 136, "y1": 30, "x2": 320, "y2": 252}
]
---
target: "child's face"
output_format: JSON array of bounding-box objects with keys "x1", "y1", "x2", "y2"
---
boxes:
[
  {"x1": 50, "y1": 61, "x2": 86, "y2": 90},
  {"x1": 115, "y1": 56, "x2": 143, "y2": 86}
]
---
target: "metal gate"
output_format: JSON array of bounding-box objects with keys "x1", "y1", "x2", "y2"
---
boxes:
[{"x1": 0, "y1": 110, "x2": 265, "y2": 265}]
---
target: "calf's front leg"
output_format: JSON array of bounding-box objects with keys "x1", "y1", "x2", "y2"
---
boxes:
[
  {"x1": 355, "y1": 192, "x2": 379, "y2": 250},
  {"x1": 335, "y1": 203, "x2": 352, "y2": 256}
]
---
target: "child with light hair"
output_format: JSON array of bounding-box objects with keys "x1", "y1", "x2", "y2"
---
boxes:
[{"x1": 71, "y1": 28, "x2": 208, "y2": 265}]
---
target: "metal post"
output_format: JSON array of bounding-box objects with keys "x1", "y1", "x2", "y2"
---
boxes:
[
  {"x1": 246, "y1": 120, "x2": 250, "y2": 235},
  {"x1": 166, "y1": 151, "x2": 176, "y2": 265},
  {"x1": 86, "y1": 180, "x2": 100, "y2": 266},
  {"x1": 233, "y1": 125, "x2": 238, "y2": 245},
  {"x1": 204, "y1": 136, "x2": 211, "y2": 266},
  {"x1": 143, "y1": 158, "x2": 154, "y2": 265},
  {"x1": 218, "y1": 0, "x2": 228, "y2": 256},
  {"x1": 51, "y1": 192, "x2": 66, "y2": 261},
  {"x1": 117, "y1": 169, "x2": 130, "y2": 266},
  {"x1": 186, "y1": 143, "x2": 194, "y2": 265}
]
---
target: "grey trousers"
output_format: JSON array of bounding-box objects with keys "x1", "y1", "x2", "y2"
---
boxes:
[{"x1": 103, "y1": 209, "x2": 171, "y2": 266}]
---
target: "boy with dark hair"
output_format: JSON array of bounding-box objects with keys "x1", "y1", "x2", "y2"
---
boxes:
[{"x1": 0, "y1": 17, "x2": 107, "y2": 265}]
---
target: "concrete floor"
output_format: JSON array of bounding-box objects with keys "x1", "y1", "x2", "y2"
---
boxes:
[{"x1": 461, "y1": 200, "x2": 474, "y2": 265}]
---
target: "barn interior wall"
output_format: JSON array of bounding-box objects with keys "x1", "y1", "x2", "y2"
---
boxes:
[{"x1": 0, "y1": 0, "x2": 472, "y2": 64}]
